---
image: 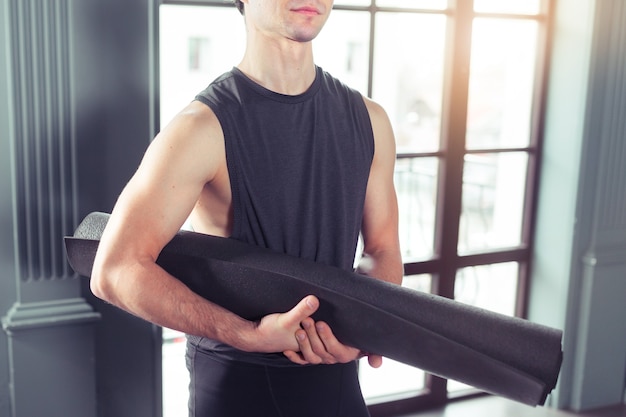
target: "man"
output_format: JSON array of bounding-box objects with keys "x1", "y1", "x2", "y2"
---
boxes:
[{"x1": 90, "y1": 0, "x2": 403, "y2": 415}]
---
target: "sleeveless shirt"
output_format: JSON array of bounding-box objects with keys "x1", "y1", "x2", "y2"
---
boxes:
[{"x1": 190, "y1": 66, "x2": 375, "y2": 366}]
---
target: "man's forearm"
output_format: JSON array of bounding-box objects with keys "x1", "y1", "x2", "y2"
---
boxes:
[{"x1": 92, "y1": 258, "x2": 258, "y2": 350}]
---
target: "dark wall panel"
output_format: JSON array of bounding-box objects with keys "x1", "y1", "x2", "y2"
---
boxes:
[
  {"x1": 71, "y1": 0, "x2": 161, "y2": 416},
  {"x1": 1, "y1": 0, "x2": 160, "y2": 415}
]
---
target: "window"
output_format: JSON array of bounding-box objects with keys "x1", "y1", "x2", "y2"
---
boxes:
[
  {"x1": 188, "y1": 37, "x2": 211, "y2": 71},
  {"x1": 158, "y1": 1, "x2": 552, "y2": 415}
]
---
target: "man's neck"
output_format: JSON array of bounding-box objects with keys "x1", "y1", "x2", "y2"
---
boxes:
[{"x1": 237, "y1": 35, "x2": 317, "y2": 95}]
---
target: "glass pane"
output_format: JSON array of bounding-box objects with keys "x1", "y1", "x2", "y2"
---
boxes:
[
  {"x1": 359, "y1": 274, "x2": 432, "y2": 402},
  {"x1": 162, "y1": 328, "x2": 189, "y2": 417},
  {"x1": 159, "y1": 5, "x2": 246, "y2": 126},
  {"x1": 314, "y1": 10, "x2": 370, "y2": 93},
  {"x1": 455, "y1": 263, "x2": 518, "y2": 315},
  {"x1": 394, "y1": 157, "x2": 438, "y2": 261},
  {"x1": 403, "y1": 273, "x2": 432, "y2": 293},
  {"x1": 448, "y1": 262, "x2": 519, "y2": 392},
  {"x1": 458, "y1": 152, "x2": 527, "y2": 254},
  {"x1": 466, "y1": 18, "x2": 538, "y2": 150},
  {"x1": 373, "y1": 13, "x2": 447, "y2": 153},
  {"x1": 334, "y1": 0, "x2": 371, "y2": 6},
  {"x1": 474, "y1": 0, "x2": 541, "y2": 15},
  {"x1": 377, "y1": 0, "x2": 447, "y2": 9}
]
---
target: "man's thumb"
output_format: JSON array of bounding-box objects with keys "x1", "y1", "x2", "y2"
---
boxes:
[{"x1": 291, "y1": 295, "x2": 319, "y2": 321}]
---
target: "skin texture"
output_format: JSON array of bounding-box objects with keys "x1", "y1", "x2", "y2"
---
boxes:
[{"x1": 90, "y1": 0, "x2": 403, "y2": 368}]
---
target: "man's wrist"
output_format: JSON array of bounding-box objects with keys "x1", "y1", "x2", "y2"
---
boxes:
[{"x1": 223, "y1": 317, "x2": 259, "y2": 352}]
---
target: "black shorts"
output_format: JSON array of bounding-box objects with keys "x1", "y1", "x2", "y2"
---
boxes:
[{"x1": 186, "y1": 342, "x2": 370, "y2": 417}]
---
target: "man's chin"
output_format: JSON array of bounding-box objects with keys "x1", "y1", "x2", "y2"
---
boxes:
[{"x1": 288, "y1": 29, "x2": 323, "y2": 43}]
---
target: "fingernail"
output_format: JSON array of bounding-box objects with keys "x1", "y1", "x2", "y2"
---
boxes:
[
  {"x1": 297, "y1": 332, "x2": 306, "y2": 341},
  {"x1": 306, "y1": 297, "x2": 315, "y2": 308}
]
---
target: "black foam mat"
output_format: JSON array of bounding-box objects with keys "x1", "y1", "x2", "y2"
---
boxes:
[{"x1": 65, "y1": 212, "x2": 562, "y2": 406}]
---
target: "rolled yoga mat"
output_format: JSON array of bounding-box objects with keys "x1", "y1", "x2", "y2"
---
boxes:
[{"x1": 65, "y1": 212, "x2": 562, "y2": 406}]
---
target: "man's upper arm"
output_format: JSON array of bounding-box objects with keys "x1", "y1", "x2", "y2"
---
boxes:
[
  {"x1": 360, "y1": 97, "x2": 403, "y2": 284},
  {"x1": 94, "y1": 102, "x2": 224, "y2": 281}
]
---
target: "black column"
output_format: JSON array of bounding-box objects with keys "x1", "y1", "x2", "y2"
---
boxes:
[{"x1": 0, "y1": 0, "x2": 161, "y2": 416}]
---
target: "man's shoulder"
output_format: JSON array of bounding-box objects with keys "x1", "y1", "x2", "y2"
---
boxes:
[
  {"x1": 196, "y1": 69, "x2": 241, "y2": 105},
  {"x1": 164, "y1": 101, "x2": 224, "y2": 148},
  {"x1": 318, "y1": 67, "x2": 359, "y2": 95},
  {"x1": 361, "y1": 95, "x2": 386, "y2": 118},
  {"x1": 316, "y1": 67, "x2": 370, "y2": 116},
  {"x1": 180, "y1": 100, "x2": 220, "y2": 124}
]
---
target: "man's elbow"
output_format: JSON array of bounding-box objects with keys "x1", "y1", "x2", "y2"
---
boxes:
[
  {"x1": 90, "y1": 269, "x2": 109, "y2": 301},
  {"x1": 89, "y1": 257, "x2": 119, "y2": 303},
  {"x1": 391, "y1": 264, "x2": 404, "y2": 286},
  {"x1": 357, "y1": 250, "x2": 403, "y2": 285}
]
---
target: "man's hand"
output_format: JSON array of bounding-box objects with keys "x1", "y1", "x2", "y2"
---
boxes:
[
  {"x1": 251, "y1": 295, "x2": 320, "y2": 353},
  {"x1": 282, "y1": 296, "x2": 383, "y2": 368},
  {"x1": 251, "y1": 295, "x2": 382, "y2": 368}
]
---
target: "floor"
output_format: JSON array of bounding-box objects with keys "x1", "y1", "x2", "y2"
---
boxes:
[{"x1": 401, "y1": 396, "x2": 626, "y2": 417}]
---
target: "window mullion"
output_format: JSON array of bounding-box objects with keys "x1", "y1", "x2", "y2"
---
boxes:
[
  {"x1": 434, "y1": 0, "x2": 474, "y2": 300},
  {"x1": 517, "y1": 0, "x2": 556, "y2": 319},
  {"x1": 366, "y1": 2, "x2": 376, "y2": 97}
]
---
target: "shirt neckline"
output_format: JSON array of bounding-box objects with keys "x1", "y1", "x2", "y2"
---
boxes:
[{"x1": 230, "y1": 66, "x2": 322, "y2": 104}]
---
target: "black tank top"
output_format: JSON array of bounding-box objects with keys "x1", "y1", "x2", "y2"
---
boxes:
[{"x1": 191, "y1": 66, "x2": 374, "y2": 365}]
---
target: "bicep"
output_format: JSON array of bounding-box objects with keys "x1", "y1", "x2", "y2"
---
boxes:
[
  {"x1": 99, "y1": 103, "x2": 223, "y2": 262},
  {"x1": 361, "y1": 97, "x2": 400, "y2": 253},
  {"x1": 358, "y1": 98, "x2": 403, "y2": 284}
]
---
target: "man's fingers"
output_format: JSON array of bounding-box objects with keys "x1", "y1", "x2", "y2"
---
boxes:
[
  {"x1": 314, "y1": 321, "x2": 357, "y2": 363},
  {"x1": 300, "y1": 319, "x2": 333, "y2": 363},
  {"x1": 283, "y1": 349, "x2": 309, "y2": 365},
  {"x1": 367, "y1": 354, "x2": 383, "y2": 368},
  {"x1": 278, "y1": 297, "x2": 364, "y2": 366},
  {"x1": 282, "y1": 295, "x2": 319, "y2": 327},
  {"x1": 295, "y1": 328, "x2": 324, "y2": 364}
]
